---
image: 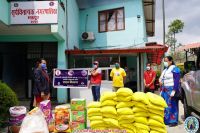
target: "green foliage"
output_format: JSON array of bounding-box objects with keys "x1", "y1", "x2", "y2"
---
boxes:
[
  {"x1": 156, "y1": 70, "x2": 161, "y2": 78},
  {"x1": 168, "y1": 19, "x2": 184, "y2": 34},
  {"x1": 0, "y1": 81, "x2": 19, "y2": 127}
]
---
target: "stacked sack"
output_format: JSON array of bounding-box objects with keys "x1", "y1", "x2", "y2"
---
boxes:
[
  {"x1": 87, "y1": 102, "x2": 104, "y2": 129},
  {"x1": 132, "y1": 92, "x2": 150, "y2": 133},
  {"x1": 116, "y1": 88, "x2": 135, "y2": 133},
  {"x1": 100, "y1": 92, "x2": 119, "y2": 130},
  {"x1": 146, "y1": 92, "x2": 168, "y2": 133}
]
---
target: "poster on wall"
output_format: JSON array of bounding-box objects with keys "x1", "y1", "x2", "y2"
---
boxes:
[
  {"x1": 53, "y1": 69, "x2": 89, "y2": 88},
  {"x1": 10, "y1": 1, "x2": 58, "y2": 24}
]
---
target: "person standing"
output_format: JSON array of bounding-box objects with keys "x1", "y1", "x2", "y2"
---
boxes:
[
  {"x1": 33, "y1": 58, "x2": 51, "y2": 107},
  {"x1": 110, "y1": 62, "x2": 126, "y2": 92},
  {"x1": 90, "y1": 61, "x2": 102, "y2": 101},
  {"x1": 144, "y1": 63, "x2": 156, "y2": 93},
  {"x1": 159, "y1": 56, "x2": 181, "y2": 126}
]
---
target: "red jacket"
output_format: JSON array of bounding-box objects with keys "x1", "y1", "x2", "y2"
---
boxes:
[{"x1": 144, "y1": 69, "x2": 156, "y2": 89}]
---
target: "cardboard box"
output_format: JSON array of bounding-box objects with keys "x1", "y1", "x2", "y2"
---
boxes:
[
  {"x1": 71, "y1": 99, "x2": 86, "y2": 111},
  {"x1": 70, "y1": 122, "x2": 86, "y2": 132},
  {"x1": 71, "y1": 110, "x2": 87, "y2": 122}
]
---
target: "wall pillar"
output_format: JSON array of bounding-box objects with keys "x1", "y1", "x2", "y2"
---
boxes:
[{"x1": 57, "y1": 41, "x2": 68, "y2": 103}]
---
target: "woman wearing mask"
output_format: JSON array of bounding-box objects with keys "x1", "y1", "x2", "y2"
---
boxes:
[
  {"x1": 89, "y1": 61, "x2": 102, "y2": 101},
  {"x1": 33, "y1": 58, "x2": 50, "y2": 107},
  {"x1": 159, "y1": 56, "x2": 181, "y2": 126}
]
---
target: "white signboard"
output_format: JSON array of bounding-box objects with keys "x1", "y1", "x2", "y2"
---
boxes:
[{"x1": 11, "y1": 1, "x2": 58, "y2": 24}]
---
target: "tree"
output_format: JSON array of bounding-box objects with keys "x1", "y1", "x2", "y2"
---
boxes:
[{"x1": 166, "y1": 19, "x2": 184, "y2": 55}]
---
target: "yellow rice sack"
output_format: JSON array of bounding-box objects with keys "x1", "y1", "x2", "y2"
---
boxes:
[
  {"x1": 87, "y1": 102, "x2": 101, "y2": 108},
  {"x1": 91, "y1": 126, "x2": 106, "y2": 130},
  {"x1": 100, "y1": 92, "x2": 116, "y2": 102},
  {"x1": 102, "y1": 113, "x2": 118, "y2": 119},
  {"x1": 103, "y1": 118, "x2": 119, "y2": 128},
  {"x1": 138, "y1": 129, "x2": 149, "y2": 133},
  {"x1": 88, "y1": 112, "x2": 102, "y2": 117},
  {"x1": 132, "y1": 107, "x2": 147, "y2": 113},
  {"x1": 150, "y1": 126, "x2": 167, "y2": 133},
  {"x1": 88, "y1": 108, "x2": 101, "y2": 115},
  {"x1": 120, "y1": 124, "x2": 136, "y2": 131},
  {"x1": 90, "y1": 120, "x2": 104, "y2": 127},
  {"x1": 133, "y1": 123, "x2": 150, "y2": 131},
  {"x1": 133, "y1": 102, "x2": 148, "y2": 110},
  {"x1": 149, "y1": 115, "x2": 164, "y2": 124},
  {"x1": 114, "y1": 96, "x2": 132, "y2": 102},
  {"x1": 133, "y1": 112, "x2": 149, "y2": 117},
  {"x1": 101, "y1": 106, "x2": 117, "y2": 115},
  {"x1": 134, "y1": 117, "x2": 148, "y2": 125},
  {"x1": 101, "y1": 100, "x2": 117, "y2": 106},
  {"x1": 146, "y1": 92, "x2": 167, "y2": 108},
  {"x1": 116, "y1": 102, "x2": 134, "y2": 108},
  {"x1": 132, "y1": 92, "x2": 149, "y2": 105},
  {"x1": 148, "y1": 119, "x2": 165, "y2": 128},
  {"x1": 88, "y1": 116, "x2": 103, "y2": 121},
  {"x1": 124, "y1": 129, "x2": 135, "y2": 133},
  {"x1": 119, "y1": 119, "x2": 134, "y2": 124},
  {"x1": 118, "y1": 115, "x2": 134, "y2": 121},
  {"x1": 149, "y1": 109, "x2": 164, "y2": 117},
  {"x1": 116, "y1": 88, "x2": 133, "y2": 97},
  {"x1": 147, "y1": 102, "x2": 165, "y2": 111},
  {"x1": 117, "y1": 107, "x2": 133, "y2": 115}
]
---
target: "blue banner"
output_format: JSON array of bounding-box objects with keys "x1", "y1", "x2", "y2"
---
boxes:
[{"x1": 53, "y1": 69, "x2": 88, "y2": 88}]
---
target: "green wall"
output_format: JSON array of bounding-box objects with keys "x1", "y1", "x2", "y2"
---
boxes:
[{"x1": 0, "y1": 0, "x2": 9, "y2": 24}]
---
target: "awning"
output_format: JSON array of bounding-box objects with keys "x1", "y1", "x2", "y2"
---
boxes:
[
  {"x1": 177, "y1": 42, "x2": 200, "y2": 51},
  {"x1": 65, "y1": 44, "x2": 168, "y2": 65}
]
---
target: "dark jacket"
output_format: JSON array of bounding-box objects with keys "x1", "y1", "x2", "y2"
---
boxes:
[{"x1": 33, "y1": 68, "x2": 50, "y2": 96}]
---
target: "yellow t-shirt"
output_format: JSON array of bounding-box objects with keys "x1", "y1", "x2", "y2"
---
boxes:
[{"x1": 110, "y1": 68, "x2": 126, "y2": 87}]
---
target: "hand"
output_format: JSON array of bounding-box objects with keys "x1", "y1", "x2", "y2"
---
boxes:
[
  {"x1": 159, "y1": 82, "x2": 163, "y2": 86},
  {"x1": 170, "y1": 90, "x2": 176, "y2": 97}
]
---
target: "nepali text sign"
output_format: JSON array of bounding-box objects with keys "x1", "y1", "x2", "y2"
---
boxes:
[
  {"x1": 53, "y1": 69, "x2": 88, "y2": 88},
  {"x1": 11, "y1": 1, "x2": 58, "y2": 24}
]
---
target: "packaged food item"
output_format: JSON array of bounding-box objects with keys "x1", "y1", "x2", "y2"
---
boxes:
[
  {"x1": 54, "y1": 104, "x2": 70, "y2": 133},
  {"x1": 70, "y1": 122, "x2": 86, "y2": 132},
  {"x1": 19, "y1": 107, "x2": 49, "y2": 133},
  {"x1": 9, "y1": 106, "x2": 27, "y2": 126},
  {"x1": 71, "y1": 99, "x2": 86, "y2": 111},
  {"x1": 71, "y1": 110, "x2": 87, "y2": 122},
  {"x1": 39, "y1": 100, "x2": 52, "y2": 124}
]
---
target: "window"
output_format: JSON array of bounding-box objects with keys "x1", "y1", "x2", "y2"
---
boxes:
[{"x1": 98, "y1": 7, "x2": 125, "y2": 32}]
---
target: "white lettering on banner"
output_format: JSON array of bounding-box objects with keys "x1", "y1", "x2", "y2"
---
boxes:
[{"x1": 10, "y1": 1, "x2": 58, "y2": 24}]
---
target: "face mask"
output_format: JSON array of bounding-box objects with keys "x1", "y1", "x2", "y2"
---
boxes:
[
  {"x1": 93, "y1": 64, "x2": 98, "y2": 68},
  {"x1": 41, "y1": 63, "x2": 47, "y2": 70},
  {"x1": 164, "y1": 62, "x2": 169, "y2": 68},
  {"x1": 115, "y1": 64, "x2": 120, "y2": 69},
  {"x1": 146, "y1": 66, "x2": 150, "y2": 70}
]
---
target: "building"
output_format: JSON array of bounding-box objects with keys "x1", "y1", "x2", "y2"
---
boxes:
[{"x1": 0, "y1": 0, "x2": 167, "y2": 103}]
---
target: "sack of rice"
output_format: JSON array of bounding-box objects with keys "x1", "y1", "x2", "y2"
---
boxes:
[
  {"x1": 132, "y1": 107, "x2": 147, "y2": 113},
  {"x1": 102, "y1": 113, "x2": 118, "y2": 119},
  {"x1": 87, "y1": 102, "x2": 101, "y2": 108},
  {"x1": 118, "y1": 115, "x2": 134, "y2": 121},
  {"x1": 103, "y1": 118, "x2": 120, "y2": 128},
  {"x1": 116, "y1": 102, "x2": 134, "y2": 108},
  {"x1": 132, "y1": 92, "x2": 149, "y2": 105},
  {"x1": 150, "y1": 126, "x2": 167, "y2": 133},
  {"x1": 101, "y1": 100, "x2": 117, "y2": 106},
  {"x1": 149, "y1": 109, "x2": 164, "y2": 117},
  {"x1": 100, "y1": 92, "x2": 116, "y2": 102},
  {"x1": 133, "y1": 102, "x2": 148, "y2": 111},
  {"x1": 134, "y1": 117, "x2": 148, "y2": 125},
  {"x1": 88, "y1": 108, "x2": 101, "y2": 115},
  {"x1": 88, "y1": 116, "x2": 103, "y2": 121},
  {"x1": 116, "y1": 88, "x2": 133, "y2": 97},
  {"x1": 133, "y1": 112, "x2": 149, "y2": 117},
  {"x1": 146, "y1": 92, "x2": 167, "y2": 108},
  {"x1": 149, "y1": 114, "x2": 164, "y2": 124},
  {"x1": 90, "y1": 120, "x2": 105, "y2": 128},
  {"x1": 120, "y1": 124, "x2": 136, "y2": 132},
  {"x1": 114, "y1": 96, "x2": 132, "y2": 102},
  {"x1": 119, "y1": 119, "x2": 134, "y2": 124},
  {"x1": 133, "y1": 123, "x2": 150, "y2": 131},
  {"x1": 117, "y1": 107, "x2": 133, "y2": 115},
  {"x1": 148, "y1": 119, "x2": 166, "y2": 128},
  {"x1": 101, "y1": 106, "x2": 117, "y2": 115}
]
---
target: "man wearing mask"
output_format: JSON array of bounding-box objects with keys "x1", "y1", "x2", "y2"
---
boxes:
[
  {"x1": 89, "y1": 61, "x2": 102, "y2": 101},
  {"x1": 110, "y1": 62, "x2": 126, "y2": 92},
  {"x1": 144, "y1": 63, "x2": 156, "y2": 93}
]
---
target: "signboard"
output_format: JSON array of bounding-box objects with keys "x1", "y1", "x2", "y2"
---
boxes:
[
  {"x1": 10, "y1": 1, "x2": 58, "y2": 24},
  {"x1": 53, "y1": 69, "x2": 88, "y2": 88}
]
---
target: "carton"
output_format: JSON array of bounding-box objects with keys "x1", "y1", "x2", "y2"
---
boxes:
[
  {"x1": 70, "y1": 122, "x2": 86, "y2": 132},
  {"x1": 71, "y1": 110, "x2": 87, "y2": 123},
  {"x1": 71, "y1": 99, "x2": 86, "y2": 111}
]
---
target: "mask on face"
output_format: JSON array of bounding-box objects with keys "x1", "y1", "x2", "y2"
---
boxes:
[
  {"x1": 164, "y1": 62, "x2": 169, "y2": 68},
  {"x1": 41, "y1": 63, "x2": 47, "y2": 70},
  {"x1": 146, "y1": 66, "x2": 150, "y2": 70},
  {"x1": 115, "y1": 63, "x2": 120, "y2": 69},
  {"x1": 93, "y1": 64, "x2": 98, "y2": 68}
]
